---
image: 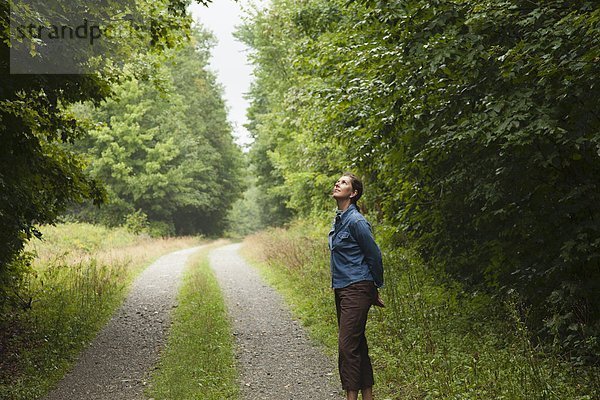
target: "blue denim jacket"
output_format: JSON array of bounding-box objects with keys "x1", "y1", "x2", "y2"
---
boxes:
[{"x1": 328, "y1": 204, "x2": 384, "y2": 289}]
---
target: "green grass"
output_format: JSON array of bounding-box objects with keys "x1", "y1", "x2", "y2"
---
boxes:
[
  {"x1": 147, "y1": 247, "x2": 239, "y2": 400},
  {"x1": 29, "y1": 222, "x2": 138, "y2": 256},
  {"x1": 241, "y1": 219, "x2": 600, "y2": 400},
  {"x1": 0, "y1": 223, "x2": 202, "y2": 400}
]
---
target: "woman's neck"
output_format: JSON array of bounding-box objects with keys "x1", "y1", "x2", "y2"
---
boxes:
[{"x1": 336, "y1": 198, "x2": 352, "y2": 212}]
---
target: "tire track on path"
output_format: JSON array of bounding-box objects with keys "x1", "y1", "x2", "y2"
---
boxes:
[
  {"x1": 209, "y1": 243, "x2": 343, "y2": 400},
  {"x1": 43, "y1": 245, "x2": 205, "y2": 400}
]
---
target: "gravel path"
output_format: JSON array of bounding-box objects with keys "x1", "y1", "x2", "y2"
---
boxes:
[
  {"x1": 43, "y1": 245, "x2": 205, "y2": 400},
  {"x1": 209, "y1": 243, "x2": 344, "y2": 400}
]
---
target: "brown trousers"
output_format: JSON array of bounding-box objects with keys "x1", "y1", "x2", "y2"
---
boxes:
[{"x1": 335, "y1": 280, "x2": 376, "y2": 391}]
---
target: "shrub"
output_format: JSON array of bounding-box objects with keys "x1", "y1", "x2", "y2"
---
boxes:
[{"x1": 124, "y1": 210, "x2": 149, "y2": 235}]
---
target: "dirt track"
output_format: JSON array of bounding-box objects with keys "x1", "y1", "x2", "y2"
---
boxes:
[
  {"x1": 42, "y1": 242, "x2": 342, "y2": 400},
  {"x1": 42, "y1": 246, "x2": 204, "y2": 400},
  {"x1": 209, "y1": 243, "x2": 343, "y2": 400}
]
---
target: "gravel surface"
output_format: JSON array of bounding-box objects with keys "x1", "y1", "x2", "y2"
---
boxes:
[
  {"x1": 42, "y1": 245, "x2": 205, "y2": 400},
  {"x1": 209, "y1": 243, "x2": 344, "y2": 400}
]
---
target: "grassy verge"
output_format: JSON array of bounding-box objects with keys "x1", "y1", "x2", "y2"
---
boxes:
[
  {"x1": 147, "y1": 244, "x2": 239, "y2": 400},
  {"x1": 0, "y1": 223, "x2": 202, "y2": 400},
  {"x1": 241, "y1": 220, "x2": 599, "y2": 400}
]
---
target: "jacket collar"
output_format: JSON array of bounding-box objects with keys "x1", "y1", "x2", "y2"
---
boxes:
[{"x1": 335, "y1": 203, "x2": 357, "y2": 225}]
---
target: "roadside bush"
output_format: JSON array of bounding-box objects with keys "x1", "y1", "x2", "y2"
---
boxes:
[
  {"x1": 124, "y1": 210, "x2": 149, "y2": 235},
  {"x1": 147, "y1": 221, "x2": 176, "y2": 238}
]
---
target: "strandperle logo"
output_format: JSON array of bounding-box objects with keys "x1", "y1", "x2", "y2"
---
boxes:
[
  {"x1": 15, "y1": 19, "x2": 102, "y2": 46},
  {"x1": 9, "y1": 0, "x2": 141, "y2": 74}
]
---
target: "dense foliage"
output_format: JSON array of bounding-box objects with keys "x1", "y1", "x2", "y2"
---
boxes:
[
  {"x1": 0, "y1": 0, "x2": 196, "y2": 262},
  {"x1": 72, "y1": 29, "x2": 244, "y2": 235},
  {"x1": 240, "y1": 0, "x2": 600, "y2": 364},
  {"x1": 0, "y1": 0, "x2": 237, "y2": 316}
]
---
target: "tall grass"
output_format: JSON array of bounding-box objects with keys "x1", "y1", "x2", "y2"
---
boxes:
[
  {"x1": 0, "y1": 223, "x2": 202, "y2": 400},
  {"x1": 147, "y1": 244, "x2": 239, "y2": 400},
  {"x1": 241, "y1": 220, "x2": 599, "y2": 400}
]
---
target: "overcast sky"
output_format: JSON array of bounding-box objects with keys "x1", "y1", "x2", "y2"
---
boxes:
[{"x1": 189, "y1": 0, "x2": 266, "y2": 150}]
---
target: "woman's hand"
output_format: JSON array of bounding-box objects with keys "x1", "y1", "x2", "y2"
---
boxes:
[{"x1": 373, "y1": 289, "x2": 385, "y2": 308}]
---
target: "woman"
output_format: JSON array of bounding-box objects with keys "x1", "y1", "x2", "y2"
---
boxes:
[{"x1": 329, "y1": 172, "x2": 384, "y2": 400}]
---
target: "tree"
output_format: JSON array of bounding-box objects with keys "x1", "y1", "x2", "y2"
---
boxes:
[
  {"x1": 0, "y1": 0, "x2": 212, "y2": 308},
  {"x1": 76, "y1": 28, "x2": 244, "y2": 235}
]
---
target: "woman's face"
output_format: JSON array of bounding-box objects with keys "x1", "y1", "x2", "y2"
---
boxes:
[{"x1": 332, "y1": 175, "x2": 357, "y2": 200}]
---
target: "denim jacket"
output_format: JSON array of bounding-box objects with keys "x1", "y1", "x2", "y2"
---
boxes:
[{"x1": 328, "y1": 204, "x2": 384, "y2": 289}]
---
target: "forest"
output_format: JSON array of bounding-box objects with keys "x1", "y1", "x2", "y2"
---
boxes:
[
  {"x1": 0, "y1": 0, "x2": 599, "y2": 399},
  {"x1": 0, "y1": 0, "x2": 244, "y2": 299}
]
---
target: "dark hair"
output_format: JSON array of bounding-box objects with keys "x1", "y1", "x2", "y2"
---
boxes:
[{"x1": 343, "y1": 172, "x2": 363, "y2": 212}]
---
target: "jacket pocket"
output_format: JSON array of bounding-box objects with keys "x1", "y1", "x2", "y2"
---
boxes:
[
  {"x1": 332, "y1": 230, "x2": 352, "y2": 250},
  {"x1": 337, "y1": 231, "x2": 350, "y2": 240}
]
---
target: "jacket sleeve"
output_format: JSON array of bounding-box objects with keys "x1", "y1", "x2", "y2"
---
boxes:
[{"x1": 350, "y1": 219, "x2": 384, "y2": 288}]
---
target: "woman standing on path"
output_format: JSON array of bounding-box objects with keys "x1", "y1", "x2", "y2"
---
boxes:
[{"x1": 329, "y1": 172, "x2": 384, "y2": 400}]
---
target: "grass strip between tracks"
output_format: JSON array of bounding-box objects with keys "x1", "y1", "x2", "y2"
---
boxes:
[{"x1": 147, "y1": 246, "x2": 239, "y2": 400}]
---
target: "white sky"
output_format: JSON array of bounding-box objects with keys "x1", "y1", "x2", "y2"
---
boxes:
[{"x1": 189, "y1": 0, "x2": 267, "y2": 150}]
